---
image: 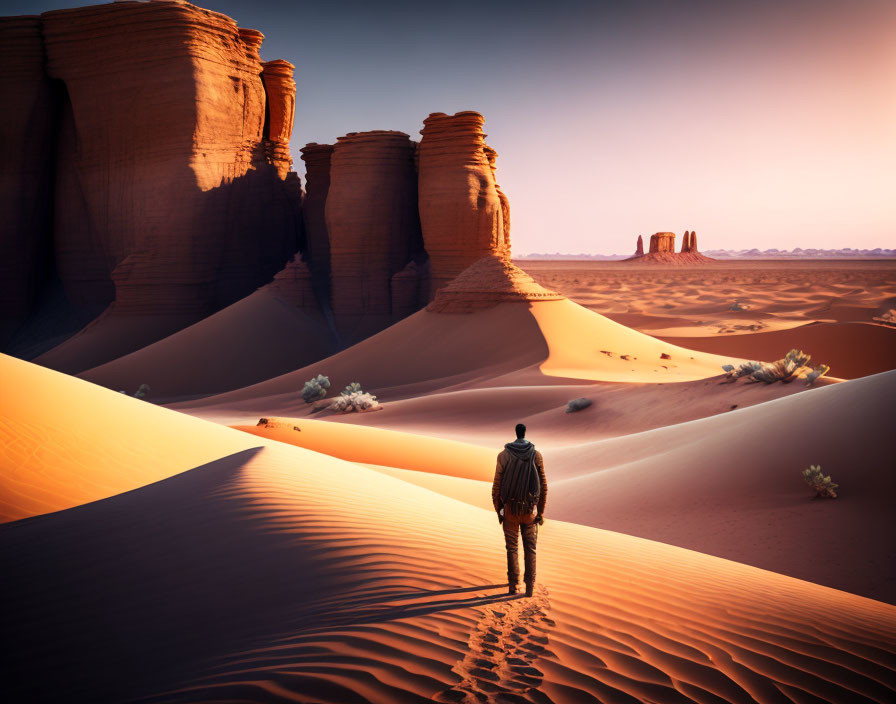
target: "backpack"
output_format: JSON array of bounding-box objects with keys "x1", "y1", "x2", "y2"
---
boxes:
[{"x1": 500, "y1": 442, "x2": 540, "y2": 515}]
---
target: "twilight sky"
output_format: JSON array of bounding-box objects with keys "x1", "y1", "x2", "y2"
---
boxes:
[{"x1": 6, "y1": 0, "x2": 896, "y2": 253}]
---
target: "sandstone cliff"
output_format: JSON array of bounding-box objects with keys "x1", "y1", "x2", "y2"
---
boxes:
[
  {"x1": 418, "y1": 111, "x2": 509, "y2": 298},
  {"x1": 635, "y1": 235, "x2": 644, "y2": 257},
  {"x1": 325, "y1": 130, "x2": 422, "y2": 328},
  {"x1": 300, "y1": 143, "x2": 334, "y2": 298},
  {"x1": 0, "y1": 16, "x2": 56, "y2": 343},
  {"x1": 649, "y1": 232, "x2": 676, "y2": 253},
  {"x1": 1, "y1": 1, "x2": 304, "y2": 367}
]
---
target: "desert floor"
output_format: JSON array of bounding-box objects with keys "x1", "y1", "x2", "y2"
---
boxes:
[{"x1": 3, "y1": 260, "x2": 895, "y2": 703}]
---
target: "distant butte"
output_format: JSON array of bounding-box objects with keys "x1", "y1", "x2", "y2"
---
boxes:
[{"x1": 624, "y1": 230, "x2": 714, "y2": 264}]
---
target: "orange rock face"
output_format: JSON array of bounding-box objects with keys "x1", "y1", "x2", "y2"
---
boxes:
[
  {"x1": 418, "y1": 111, "x2": 510, "y2": 298},
  {"x1": 635, "y1": 235, "x2": 644, "y2": 257},
  {"x1": 325, "y1": 131, "x2": 422, "y2": 321},
  {"x1": 690, "y1": 230, "x2": 699, "y2": 252},
  {"x1": 1, "y1": 1, "x2": 302, "y2": 349},
  {"x1": 649, "y1": 232, "x2": 676, "y2": 254},
  {"x1": 0, "y1": 16, "x2": 56, "y2": 342},
  {"x1": 261, "y1": 59, "x2": 296, "y2": 177}
]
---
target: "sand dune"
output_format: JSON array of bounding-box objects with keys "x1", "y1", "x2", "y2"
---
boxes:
[
  {"x1": 33, "y1": 309, "x2": 200, "y2": 375},
  {"x1": 660, "y1": 321, "x2": 896, "y2": 379},
  {"x1": 79, "y1": 289, "x2": 334, "y2": 400},
  {"x1": 0, "y1": 353, "x2": 253, "y2": 522},
  {"x1": 174, "y1": 299, "x2": 739, "y2": 426},
  {"x1": 234, "y1": 372, "x2": 893, "y2": 601},
  {"x1": 2, "y1": 363, "x2": 894, "y2": 702}
]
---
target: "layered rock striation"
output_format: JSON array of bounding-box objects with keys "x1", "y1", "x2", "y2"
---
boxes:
[
  {"x1": 649, "y1": 232, "x2": 676, "y2": 254},
  {"x1": 325, "y1": 130, "x2": 423, "y2": 325},
  {"x1": 427, "y1": 254, "x2": 563, "y2": 313},
  {"x1": 418, "y1": 112, "x2": 510, "y2": 297},
  {"x1": 1, "y1": 1, "x2": 303, "y2": 355}
]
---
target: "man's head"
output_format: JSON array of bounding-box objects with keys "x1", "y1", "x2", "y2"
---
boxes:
[{"x1": 515, "y1": 423, "x2": 526, "y2": 439}]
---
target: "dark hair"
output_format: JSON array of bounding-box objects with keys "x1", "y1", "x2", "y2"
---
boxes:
[{"x1": 515, "y1": 423, "x2": 526, "y2": 439}]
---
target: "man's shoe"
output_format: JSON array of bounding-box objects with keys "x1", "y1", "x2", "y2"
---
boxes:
[
  {"x1": 508, "y1": 584, "x2": 520, "y2": 595},
  {"x1": 525, "y1": 583, "x2": 534, "y2": 597}
]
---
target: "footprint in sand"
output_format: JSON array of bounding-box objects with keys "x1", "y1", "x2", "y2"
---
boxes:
[{"x1": 435, "y1": 587, "x2": 553, "y2": 703}]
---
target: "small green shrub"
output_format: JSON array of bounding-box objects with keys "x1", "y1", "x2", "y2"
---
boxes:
[
  {"x1": 802, "y1": 464, "x2": 838, "y2": 498},
  {"x1": 301, "y1": 374, "x2": 330, "y2": 403},
  {"x1": 341, "y1": 382, "x2": 363, "y2": 396},
  {"x1": 134, "y1": 384, "x2": 150, "y2": 400}
]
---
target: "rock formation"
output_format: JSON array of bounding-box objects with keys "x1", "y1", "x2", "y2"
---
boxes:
[
  {"x1": 625, "y1": 230, "x2": 713, "y2": 264},
  {"x1": 0, "y1": 16, "x2": 56, "y2": 343},
  {"x1": 427, "y1": 254, "x2": 562, "y2": 314},
  {"x1": 261, "y1": 59, "x2": 296, "y2": 178},
  {"x1": 649, "y1": 232, "x2": 676, "y2": 253},
  {"x1": 1, "y1": 1, "x2": 303, "y2": 357},
  {"x1": 300, "y1": 143, "x2": 334, "y2": 296},
  {"x1": 418, "y1": 111, "x2": 509, "y2": 298},
  {"x1": 267, "y1": 255, "x2": 317, "y2": 310},
  {"x1": 325, "y1": 130, "x2": 422, "y2": 327}
]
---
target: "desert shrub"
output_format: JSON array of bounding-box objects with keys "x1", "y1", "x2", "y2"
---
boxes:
[
  {"x1": 802, "y1": 464, "x2": 838, "y2": 498},
  {"x1": 722, "y1": 361, "x2": 761, "y2": 379},
  {"x1": 566, "y1": 398, "x2": 592, "y2": 413},
  {"x1": 134, "y1": 384, "x2": 150, "y2": 399},
  {"x1": 301, "y1": 374, "x2": 330, "y2": 403},
  {"x1": 804, "y1": 364, "x2": 830, "y2": 386},
  {"x1": 341, "y1": 382, "x2": 363, "y2": 396},
  {"x1": 330, "y1": 391, "x2": 380, "y2": 413},
  {"x1": 725, "y1": 350, "x2": 828, "y2": 385},
  {"x1": 257, "y1": 417, "x2": 270, "y2": 426}
]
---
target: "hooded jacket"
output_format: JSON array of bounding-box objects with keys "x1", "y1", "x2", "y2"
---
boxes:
[{"x1": 492, "y1": 439, "x2": 547, "y2": 517}]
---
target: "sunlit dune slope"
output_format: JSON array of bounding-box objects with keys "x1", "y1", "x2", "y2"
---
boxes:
[
  {"x1": 3, "y1": 412, "x2": 894, "y2": 703},
  {"x1": 660, "y1": 321, "x2": 896, "y2": 379},
  {"x1": 0, "y1": 353, "x2": 255, "y2": 522},
  {"x1": 237, "y1": 418, "x2": 496, "y2": 481},
  {"x1": 79, "y1": 289, "x2": 333, "y2": 399},
  {"x1": 174, "y1": 299, "x2": 743, "y2": 423}
]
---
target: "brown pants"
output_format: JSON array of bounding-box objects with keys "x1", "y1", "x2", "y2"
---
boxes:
[{"x1": 503, "y1": 512, "x2": 537, "y2": 588}]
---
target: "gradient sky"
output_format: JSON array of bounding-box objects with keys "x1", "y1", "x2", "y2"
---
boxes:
[{"x1": 6, "y1": 0, "x2": 895, "y2": 253}]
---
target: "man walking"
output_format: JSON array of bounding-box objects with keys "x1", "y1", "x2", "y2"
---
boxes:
[{"x1": 492, "y1": 423, "x2": 547, "y2": 597}]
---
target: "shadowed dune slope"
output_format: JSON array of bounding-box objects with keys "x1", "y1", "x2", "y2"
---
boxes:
[
  {"x1": 78, "y1": 289, "x2": 333, "y2": 399},
  {"x1": 3, "y1": 410, "x2": 895, "y2": 702},
  {"x1": 660, "y1": 321, "x2": 896, "y2": 380},
  {"x1": 547, "y1": 370, "x2": 896, "y2": 602},
  {"x1": 0, "y1": 353, "x2": 255, "y2": 522}
]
